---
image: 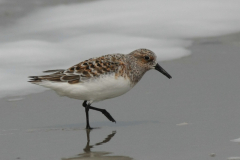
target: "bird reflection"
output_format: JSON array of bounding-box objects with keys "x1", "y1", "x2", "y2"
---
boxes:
[{"x1": 62, "y1": 130, "x2": 133, "y2": 160}]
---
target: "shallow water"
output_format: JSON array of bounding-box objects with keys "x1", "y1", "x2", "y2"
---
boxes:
[{"x1": 1, "y1": 34, "x2": 240, "y2": 159}]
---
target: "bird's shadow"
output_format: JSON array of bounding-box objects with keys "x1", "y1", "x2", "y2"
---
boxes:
[{"x1": 62, "y1": 130, "x2": 133, "y2": 160}]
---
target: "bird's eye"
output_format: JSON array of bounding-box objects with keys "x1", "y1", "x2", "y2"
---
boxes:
[{"x1": 144, "y1": 56, "x2": 150, "y2": 60}]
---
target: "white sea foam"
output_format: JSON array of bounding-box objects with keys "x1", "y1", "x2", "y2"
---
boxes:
[
  {"x1": 1, "y1": 0, "x2": 240, "y2": 97},
  {"x1": 231, "y1": 138, "x2": 240, "y2": 142}
]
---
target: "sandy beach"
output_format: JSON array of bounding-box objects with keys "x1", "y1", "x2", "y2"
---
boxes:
[
  {"x1": 1, "y1": 33, "x2": 240, "y2": 160},
  {"x1": 1, "y1": 0, "x2": 240, "y2": 160}
]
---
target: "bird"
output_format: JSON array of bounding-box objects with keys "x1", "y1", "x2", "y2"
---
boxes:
[{"x1": 29, "y1": 48, "x2": 172, "y2": 129}]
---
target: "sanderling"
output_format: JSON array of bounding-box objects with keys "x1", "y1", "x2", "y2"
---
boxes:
[{"x1": 29, "y1": 48, "x2": 172, "y2": 129}]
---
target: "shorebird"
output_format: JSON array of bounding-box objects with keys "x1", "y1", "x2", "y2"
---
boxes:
[{"x1": 29, "y1": 49, "x2": 172, "y2": 129}]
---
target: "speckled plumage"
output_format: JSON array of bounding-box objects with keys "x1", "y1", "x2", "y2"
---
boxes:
[{"x1": 30, "y1": 53, "x2": 127, "y2": 84}]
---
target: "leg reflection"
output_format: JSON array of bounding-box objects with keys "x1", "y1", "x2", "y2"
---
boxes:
[
  {"x1": 62, "y1": 130, "x2": 133, "y2": 160},
  {"x1": 83, "y1": 129, "x2": 116, "y2": 153}
]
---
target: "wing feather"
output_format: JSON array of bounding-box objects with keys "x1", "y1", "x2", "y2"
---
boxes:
[{"x1": 29, "y1": 54, "x2": 126, "y2": 84}]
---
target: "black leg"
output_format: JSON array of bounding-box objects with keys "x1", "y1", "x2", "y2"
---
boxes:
[
  {"x1": 84, "y1": 102, "x2": 92, "y2": 130},
  {"x1": 82, "y1": 101, "x2": 116, "y2": 123}
]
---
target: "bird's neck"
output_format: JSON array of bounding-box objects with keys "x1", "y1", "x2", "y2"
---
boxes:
[{"x1": 125, "y1": 55, "x2": 148, "y2": 86}]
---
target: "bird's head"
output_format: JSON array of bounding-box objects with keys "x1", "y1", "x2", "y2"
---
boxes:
[{"x1": 129, "y1": 48, "x2": 172, "y2": 79}]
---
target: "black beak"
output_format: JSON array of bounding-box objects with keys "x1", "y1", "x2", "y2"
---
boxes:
[{"x1": 155, "y1": 63, "x2": 172, "y2": 79}]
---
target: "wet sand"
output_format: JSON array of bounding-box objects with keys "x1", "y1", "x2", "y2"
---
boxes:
[{"x1": 1, "y1": 33, "x2": 240, "y2": 160}]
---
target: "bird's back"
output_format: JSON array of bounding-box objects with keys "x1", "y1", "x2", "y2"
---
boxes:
[{"x1": 29, "y1": 53, "x2": 127, "y2": 84}]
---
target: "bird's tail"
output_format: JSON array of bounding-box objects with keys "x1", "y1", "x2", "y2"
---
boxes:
[{"x1": 28, "y1": 69, "x2": 65, "y2": 83}]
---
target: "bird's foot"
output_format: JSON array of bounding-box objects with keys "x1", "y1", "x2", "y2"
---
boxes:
[
  {"x1": 86, "y1": 126, "x2": 93, "y2": 130},
  {"x1": 101, "y1": 109, "x2": 116, "y2": 123}
]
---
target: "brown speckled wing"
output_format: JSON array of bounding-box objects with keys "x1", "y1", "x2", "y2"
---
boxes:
[{"x1": 29, "y1": 54, "x2": 126, "y2": 84}]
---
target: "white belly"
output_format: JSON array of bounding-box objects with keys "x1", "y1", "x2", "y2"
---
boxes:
[{"x1": 36, "y1": 74, "x2": 132, "y2": 103}]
